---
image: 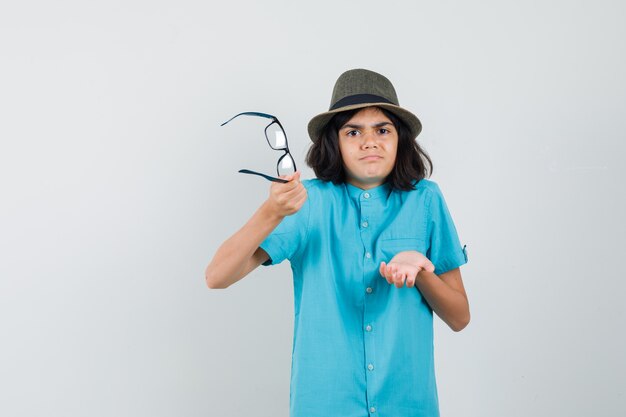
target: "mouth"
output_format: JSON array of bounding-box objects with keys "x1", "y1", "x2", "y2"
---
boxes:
[{"x1": 360, "y1": 155, "x2": 383, "y2": 161}]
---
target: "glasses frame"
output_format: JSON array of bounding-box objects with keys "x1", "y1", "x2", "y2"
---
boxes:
[{"x1": 220, "y1": 111, "x2": 297, "y2": 183}]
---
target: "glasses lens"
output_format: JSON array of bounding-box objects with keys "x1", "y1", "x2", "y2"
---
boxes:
[
  {"x1": 278, "y1": 154, "x2": 295, "y2": 177},
  {"x1": 266, "y1": 123, "x2": 287, "y2": 150}
]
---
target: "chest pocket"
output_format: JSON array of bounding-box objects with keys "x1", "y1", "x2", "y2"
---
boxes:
[{"x1": 377, "y1": 237, "x2": 426, "y2": 261}]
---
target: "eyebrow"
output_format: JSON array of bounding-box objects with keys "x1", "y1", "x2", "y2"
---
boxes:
[{"x1": 341, "y1": 122, "x2": 393, "y2": 129}]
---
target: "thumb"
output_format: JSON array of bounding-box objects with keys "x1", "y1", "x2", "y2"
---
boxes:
[
  {"x1": 290, "y1": 171, "x2": 301, "y2": 183},
  {"x1": 280, "y1": 171, "x2": 296, "y2": 181}
]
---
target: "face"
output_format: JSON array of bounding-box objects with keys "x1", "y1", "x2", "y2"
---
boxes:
[{"x1": 337, "y1": 107, "x2": 398, "y2": 190}]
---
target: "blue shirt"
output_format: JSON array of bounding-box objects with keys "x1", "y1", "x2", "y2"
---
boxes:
[{"x1": 260, "y1": 178, "x2": 468, "y2": 417}]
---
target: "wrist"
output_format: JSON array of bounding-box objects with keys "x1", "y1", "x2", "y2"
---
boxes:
[{"x1": 259, "y1": 200, "x2": 285, "y2": 224}]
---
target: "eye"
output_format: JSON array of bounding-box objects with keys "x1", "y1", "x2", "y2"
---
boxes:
[
  {"x1": 345, "y1": 130, "x2": 359, "y2": 137},
  {"x1": 379, "y1": 128, "x2": 389, "y2": 134}
]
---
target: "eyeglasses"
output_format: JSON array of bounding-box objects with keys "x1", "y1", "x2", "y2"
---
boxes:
[{"x1": 221, "y1": 112, "x2": 297, "y2": 183}]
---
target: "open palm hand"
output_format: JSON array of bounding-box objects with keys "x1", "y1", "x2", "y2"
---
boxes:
[{"x1": 379, "y1": 251, "x2": 435, "y2": 288}]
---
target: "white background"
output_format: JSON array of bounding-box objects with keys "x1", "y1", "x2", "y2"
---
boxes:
[{"x1": 1, "y1": 1, "x2": 625, "y2": 416}]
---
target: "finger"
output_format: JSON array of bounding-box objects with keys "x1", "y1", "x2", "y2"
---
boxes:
[
  {"x1": 294, "y1": 182, "x2": 308, "y2": 199},
  {"x1": 385, "y1": 264, "x2": 393, "y2": 284},
  {"x1": 279, "y1": 180, "x2": 305, "y2": 199},
  {"x1": 271, "y1": 180, "x2": 297, "y2": 197},
  {"x1": 282, "y1": 183, "x2": 306, "y2": 205},
  {"x1": 383, "y1": 263, "x2": 393, "y2": 284},
  {"x1": 293, "y1": 188, "x2": 308, "y2": 208},
  {"x1": 287, "y1": 173, "x2": 305, "y2": 191},
  {"x1": 285, "y1": 177, "x2": 302, "y2": 192},
  {"x1": 400, "y1": 272, "x2": 407, "y2": 288},
  {"x1": 273, "y1": 187, "x2": 306, "y2": 214},
  {"x1": 278, "y1": 172, "x2": 295, "y2": 182},
  {"x1": 395, "y1": 272, "x2": 405, "y2": 288},
  {"x1": 276, "y1": 171, "x2": 301, "y2": 190},
  {"x1": 289, "y1": 192, "x2": 307, "y2": 213},
  {"x1": 282, "y1": 171, "x2": 300, "y2": 184},
  {"x1": 379, "y1": 262, "x2": 386, "y2": 277},
  {"x1": 406, "y1": 272, "x2": 416, "y2": 288}
]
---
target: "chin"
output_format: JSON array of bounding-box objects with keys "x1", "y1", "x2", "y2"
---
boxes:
[{"x1": 364, "y1": 170, "x2": 391, "y2": 179}]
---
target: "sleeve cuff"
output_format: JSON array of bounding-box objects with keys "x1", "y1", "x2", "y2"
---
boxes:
[{"x1": 434, "y1": 244, "x2": 468, "y2": 275}]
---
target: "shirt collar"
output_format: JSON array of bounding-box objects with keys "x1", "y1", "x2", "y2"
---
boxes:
[{"x1": 344, "y1": 181, "x2": 392, "y2": 203}]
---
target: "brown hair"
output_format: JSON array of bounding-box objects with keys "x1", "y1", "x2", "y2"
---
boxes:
[{"x1": 305, "y1": 107, "x2": 433, "y2": 191}]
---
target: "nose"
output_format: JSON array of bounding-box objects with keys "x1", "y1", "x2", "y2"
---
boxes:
[{"x1": 361, "y1": 131, "x2": 378, "y2": 149}]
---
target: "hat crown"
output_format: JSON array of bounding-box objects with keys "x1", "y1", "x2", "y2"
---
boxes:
[{"x1": 330, "y1": 69, "x2": 400, "y2": 110}]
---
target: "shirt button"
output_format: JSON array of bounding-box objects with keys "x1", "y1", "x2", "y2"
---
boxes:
[
  {"x1": 365, "y1": 252, "x2": 371, "y2": 259},
  {"x1": 365, "y1": 324, "x2": 372, "y2": 332},
  {"x1": 362, "y1": 221, "x2": 369, "y2": 228},
  {"x1": 364, "y1": 192, "x2": 370, "y2": 199},
  {"x1": 366, "y1": 287, "x2": 373, "y2": 294},
  {"x1": 370, "y1": 407, "x2": 376, "y2": 413},
  {"x1": 367, "y1": 363, "x2": 374, "y2": 371}
]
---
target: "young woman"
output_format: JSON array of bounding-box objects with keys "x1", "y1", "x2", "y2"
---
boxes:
[{"x1": 206, "y1": 69, "x2": 470, "y2": 417}]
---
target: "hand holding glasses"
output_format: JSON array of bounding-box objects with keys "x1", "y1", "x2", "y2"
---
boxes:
[{"x1": 221, "y1": 112, "x2": 297, "y2": 183}]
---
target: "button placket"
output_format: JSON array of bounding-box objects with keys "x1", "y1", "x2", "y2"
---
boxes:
[{"x1": 360, "y1": 191, "x2": 378, "y2": 416}]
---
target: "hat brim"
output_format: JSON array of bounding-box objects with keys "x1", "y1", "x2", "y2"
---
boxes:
[{"x1": 307, "y1": 103, "x2": 422, "y2": 143}]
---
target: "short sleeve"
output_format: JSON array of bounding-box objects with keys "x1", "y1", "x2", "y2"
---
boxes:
[
  {"x1": 259, "y1": 195, "x2": 310, "y2": 266},
  {"x1": 425, "y1": 183, "x2": 468, "y2": 275}
]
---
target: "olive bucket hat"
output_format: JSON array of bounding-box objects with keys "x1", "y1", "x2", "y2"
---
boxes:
[{"x1": 307, "y1": 68, "x2": 422, "y2": 143}]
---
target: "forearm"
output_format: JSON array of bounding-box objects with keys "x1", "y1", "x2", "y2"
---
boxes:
[
  {"x1": 205, "y1": 201, "x2": 283, "y2": 288},
  {"x1": 414, "y1": 270, "x2": 470, "y2": 332}
]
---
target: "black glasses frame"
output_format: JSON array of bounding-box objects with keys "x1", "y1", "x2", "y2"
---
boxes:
[{"x1": 221, "y1": 111, "x2": 297, "y2": 183}]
